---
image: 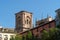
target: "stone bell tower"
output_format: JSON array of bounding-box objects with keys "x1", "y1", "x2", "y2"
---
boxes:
[{"x1": 15, "y1": 11, "x2": 32, "y2": 32}]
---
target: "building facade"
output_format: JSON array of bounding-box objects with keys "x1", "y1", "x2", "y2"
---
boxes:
[
  {"x1": 36, "y1": 16, "x2": 53, "y2": 27},
  {"x1": 55, "y1": 8, "x2": 60, "y2": 26},
  {"x1": 0, "y1": 26, "x2": 16, "y2": 40},
  {"x1": 20, "y1": 20, "x2": 56, "y2": 37},
  {"x1": 15, "y1": 11, "x2": 32, "y2": 32},
  {"x1": 0, "y1": 33, "x2": 15, "y2": 40}
]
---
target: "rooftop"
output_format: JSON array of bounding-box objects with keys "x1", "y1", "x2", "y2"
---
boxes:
[
  {"x1": 36, "y1": 16, "x2": 53, "y2": 26},
  {"x1": 0, "y1": 28, "x2": 15, "y2": 33},
  {"x1": 15, "y1": 11, "x2": 32, "y2": 15},
  {"x1": 55, "y1": 8, "x2": 60, "y2": 12},
  {"x1": 20, "y1": 20, "x2": 55, "y2": 34}
]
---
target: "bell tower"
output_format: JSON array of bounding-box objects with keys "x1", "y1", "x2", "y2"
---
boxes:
[{"x1": 15, "y1": 11, "x2": 32, "y2": 32}]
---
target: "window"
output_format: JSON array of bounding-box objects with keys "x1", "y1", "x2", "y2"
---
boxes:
[
  {"x1": 26, "y1": 16, "x2": 31, "y2": 24},
  {"x1": 27, "y1": 19, "x2": 29, "y2": 24},
  {"x1": 18, "y1": 16, "x2": 20, "y2": 19},
  {"x1": 4, "y1": 35, "x2": 8, "y2": 40}
]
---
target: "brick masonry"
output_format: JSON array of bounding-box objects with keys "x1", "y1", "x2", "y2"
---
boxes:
[{"x1": 20, "y1": 20, "x2": 56, "y2": 37}]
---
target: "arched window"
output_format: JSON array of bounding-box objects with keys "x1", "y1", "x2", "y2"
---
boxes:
[
  {"x1": 4, "y1": 35, "x2": 8, "y2": 40},
  {"x1": 27, "y1": 19, "x2": 29, "y2": 24}
]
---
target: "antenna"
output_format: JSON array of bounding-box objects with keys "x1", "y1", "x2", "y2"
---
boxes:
[
  {"x1": 41, "y1": 13, "x2": 43, "y2": 19},
  {"x1": 35, "y1": 17, "x2": 38, "y2": 27},
  {"x1": 47, "y1": 13, "x2": 49, "y2": 18}
]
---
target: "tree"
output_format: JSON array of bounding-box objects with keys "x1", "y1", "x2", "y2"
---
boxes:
[
  {"x1": 27, "y1": 31, "x2": 32, "y2": 40},
  {"x1": 10, "y1": 37, "x2": 15, "y2": 40},
  {"x1": 56, "y1": 25, "x2": 60, "y2": 28},
  {"x1": 10, "y1": 34, "x2": 22, "y2": 40},
  {"x1": 15, "y1": 35, "x2": 22, "y2": 40},
  {"x1": 49, "y1": 28, "x2": 59, "y2": 40},
  {"x1": 10, "y1": 28, "x2": 60, "y2": 40},
  {"x1": 41, "y1": 30, "x2": 49, "y2": 40},
  {"x1": 41, "y1": 28, "x2": 60, "y2": 40}
]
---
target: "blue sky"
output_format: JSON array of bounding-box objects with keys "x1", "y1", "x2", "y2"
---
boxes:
[{"x1": 0, "y1": 0, "x2": 60, "y2": 28}]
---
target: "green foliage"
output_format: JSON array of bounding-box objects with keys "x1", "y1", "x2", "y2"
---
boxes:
[
  {"x1": 41, "y1": 30, "x2": 49, "y2": 40},
  {"x1": 27, "y1": 31, "x2": 32, "y2": 39},
  {"x1": 57, "y1": 25, "x2": 60, "y2": 28},
  {"x1": 41, "y1": 28, "x2": 60, "y2": 40},
  {"x1": 15, "y1": 35, "x2": 22, "y2": 40},
  {"x1": 10, "y1": 28, "x2": 60, "y2": 40},
  {"x1": 10, "y1": 37, "x2": 15, "y2": 40},
  {"x1": 10, "y1": 34, "x2": 22, "y2": 40},
  {"x1": 23, "y1": 35, "x2": 26, "y2": 40}
]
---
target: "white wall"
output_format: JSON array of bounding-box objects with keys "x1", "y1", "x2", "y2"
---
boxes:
[{"x1": 0, "y1": 33, "x2": 16, "y2": 40}]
